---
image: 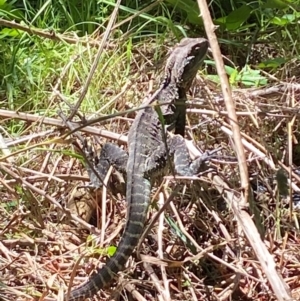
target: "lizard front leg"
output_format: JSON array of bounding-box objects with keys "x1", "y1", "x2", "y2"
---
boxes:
[
  {"x1": 84, "y1": 142, "x2": 128, "y2": 189},
  {"x1": 145, "y1": 134, "x2": 209, "y2": 177},
  {"x1": 66, "y1": 143, "x2": 128, "y2": 222}
]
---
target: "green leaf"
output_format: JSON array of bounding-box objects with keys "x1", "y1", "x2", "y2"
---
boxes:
[
  {"x1": 214, "y1": 16, "x2": 227, "y2": 25},
  {"x1": 106, "y1": 246, "x2": 117, "y2": 257},
  {"x1": 165, "y1": 0, "x2": 203, "y2": 25},
  {"x1": 263, "y1": 0, "x2": 289, "y2": 9},
  {"x1": 235, "y1": 67, "x2": 268, "y2": 87},
  {"x1": 276, "y1": 169, "x2": 288, "y2": 196},
  {"x1": 225, "y1": 4, "x2": 252, "y2": 31},
  {"x1": 86, "y1": 235, "x2": 117, "y2": 257},
  {"x1": 92, "y1": 246, "x2": 117, "y2": 256},
  {"x1": 3, "y1": 200, "x2": 18, "y2": 210},
  {"x1": 207, "y1": 65, "x2": 268, "y2": 87},
  {"x1": 271, "y1": 14, "x2": 296, "y2": 25},
  {"x1": 0, "y1": 0, "x2": 7, "y2": 7},
  {"x1": 165, "y1": 216, "x2": 197, "y2": 254},
  {"x1": 205, "y1": 60, "x2": 237, "y2": 76},
  {"x1": 0, "y1": 0, "x2": 23, "y2": 20},
  {"x1": 229, "y1": 69, "x2": 238, "y2": 84},
  {"x1": 205, "y1": 75, "x2": 221, "y2": 84},
  {"x1": 224, "y1": 65, "x2": 237, "y2": 76},
  {"x1": 258, "y1": 57, "x2": 287, "y2": 69},
  {"x1": 0, "y1": 28, "x2": 20, "y2": 37}
]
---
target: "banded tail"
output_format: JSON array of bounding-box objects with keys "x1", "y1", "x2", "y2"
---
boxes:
[{"x1": 65, "y1": 177, "x2": 150, "y2": 301}]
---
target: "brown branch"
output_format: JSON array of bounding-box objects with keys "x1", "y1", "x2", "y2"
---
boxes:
[
  {"x1": 0, "y1": 18, "x2": 114, "y2": 48},
  {"x1": 196, "y1": 1, "x2": 292, "y2": 300},
  {"x1": 0, "y1": 109, "x2": 127, "y2": 144},
  {"x1": 197, "y1": 1, "x2": 249, "y2": 205}
]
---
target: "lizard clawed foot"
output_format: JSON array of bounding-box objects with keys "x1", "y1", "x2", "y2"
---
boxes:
[{"x1": 190, "y1": 147, "x2": 223, "y2": 175}]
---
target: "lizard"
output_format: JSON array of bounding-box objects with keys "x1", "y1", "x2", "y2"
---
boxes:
[{"x1": 65, "y1": 37, "x2": 209, "y2": 301}]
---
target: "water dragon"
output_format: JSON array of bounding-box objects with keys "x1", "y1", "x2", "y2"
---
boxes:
[{"x1": 65, "y1": 37, "x2": 209, "y2": 300}]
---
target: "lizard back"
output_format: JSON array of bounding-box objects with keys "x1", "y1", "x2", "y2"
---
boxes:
[{"x1": 65, "y1": 37, "x2": 208, "y2": 301}]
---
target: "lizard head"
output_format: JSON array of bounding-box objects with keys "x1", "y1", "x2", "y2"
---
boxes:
[{"x1": 165, "y1": 37, "x2": 209, "y2": 90}]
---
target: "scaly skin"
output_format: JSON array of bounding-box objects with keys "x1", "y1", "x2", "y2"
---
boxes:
[{"x1": 65, "y1": 37, "x2": 208, "y2": 300}]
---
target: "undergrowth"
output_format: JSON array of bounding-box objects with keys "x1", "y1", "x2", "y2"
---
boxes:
[{"x1": 1, "y1": 0, "x2": 300, "y2": 301}]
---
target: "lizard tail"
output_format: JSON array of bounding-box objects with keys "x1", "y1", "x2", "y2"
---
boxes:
[{"x1": 65, "y1": 177, "x2": 150, "y2": 301}]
